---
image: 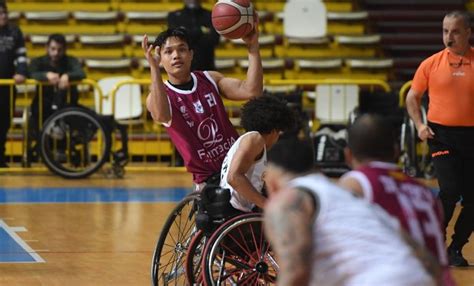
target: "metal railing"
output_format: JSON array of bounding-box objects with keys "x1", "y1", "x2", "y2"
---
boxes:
[
  {"x1": 398, "y1": 80, "x2": 412, "y2": 107},
  {"x1": 0, "y1": 79, "x2": 103, "y2": 172},
  {"x1": 1, "y1": 77, "x2": 392, "y2": 174}
]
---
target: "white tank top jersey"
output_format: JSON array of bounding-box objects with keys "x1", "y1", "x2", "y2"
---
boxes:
[
  {"x1": 289, "y1": 174, "x2": 435, "y2": 286},
  {"x1": 220, "y1": 131, "x2": 266, "y2": 212}
]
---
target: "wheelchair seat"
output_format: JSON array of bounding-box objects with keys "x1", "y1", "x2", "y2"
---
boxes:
[
  {"x1": 196, "y1": 185, "x2": 239, "y2": 235},
  {"x1": 200, "y1": 185, "x2": 233, "y2": 219}
]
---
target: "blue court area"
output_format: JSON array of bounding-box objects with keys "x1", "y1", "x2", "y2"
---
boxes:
[
  {"x1": 0, "y1": 186, "x2": 191, "y2": 263},
  {"x1": 0, "y1": 187, "x2": 191, "y2": 204},
  {"x1": 0, "y1": 228, "x2": 36, "y2": 263}
]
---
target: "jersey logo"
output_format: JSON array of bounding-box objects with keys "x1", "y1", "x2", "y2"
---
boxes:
[
  {"x1": 197, "y1": 115, "x2": 223, "y2": 148},
  {"x1": 193, "y1": 100, "x2": 204, "y2": 114}
]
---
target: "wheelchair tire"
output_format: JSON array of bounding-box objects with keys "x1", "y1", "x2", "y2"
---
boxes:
[
  {"x1": 151, "y1": 192, "x2": 200, "y2": 286},
  {"x1": 401, "y1": 115, "x2": 418, "y2": 177},
  {"x1": 185, "y1": 229, "x2": 206, "y2": 285},
  {"x1": 39, "y1": 107, "x2": 111, "y2": 179},
  {"x1": 201, "y1": 213, "x2": 278, "y2": 286}
]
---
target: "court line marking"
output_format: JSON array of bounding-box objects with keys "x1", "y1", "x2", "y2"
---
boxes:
[
  {"x1": 0, "y1": 219, "x2": 45, "y2": 263},
  {"x1": 10, "y1": 227, "x2": 27, "y2": 232}
]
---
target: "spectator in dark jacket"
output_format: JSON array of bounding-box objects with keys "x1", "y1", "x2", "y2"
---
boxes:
[
  {"x1": 0, "y1": 2, "x2": 27, "y2": 167},
  {"x1": 29, "y1": 33, "x2": 86, "y2": 140},
  {"x1": 167, "y1": 0, "x2": 220, "y2": 71}
]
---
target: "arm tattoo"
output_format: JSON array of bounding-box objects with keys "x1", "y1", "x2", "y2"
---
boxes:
[{"x1": 264, "y1": 188, "x2": 317, "y2": 286}]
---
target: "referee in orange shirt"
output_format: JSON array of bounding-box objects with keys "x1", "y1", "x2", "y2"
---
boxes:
[{"x1": 406, "y1": 10, "x2": 473, "y2": 267}]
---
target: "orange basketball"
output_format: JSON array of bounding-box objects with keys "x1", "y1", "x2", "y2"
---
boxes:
[{"x1": 211, "y1": 0, "x2": 254, "y2": 40}]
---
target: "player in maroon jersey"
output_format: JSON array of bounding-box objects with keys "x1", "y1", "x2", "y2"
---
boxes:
[
  {"x1": 142, "y1": 24, "x2": 262, "y2": 188},
  {"x1": 339, "y1": 114, "x2": 455, "y2": 285}
]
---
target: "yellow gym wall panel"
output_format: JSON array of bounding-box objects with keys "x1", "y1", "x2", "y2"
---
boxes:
[
  {"x1": 8, "y1": 2, "x2": 111, "y2": 12},
  {"x1": 118, "y1": 2, "x2": 181, "y2": 12}
]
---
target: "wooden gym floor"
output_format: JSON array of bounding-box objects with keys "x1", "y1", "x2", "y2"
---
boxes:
[{"x1": 0, "y1": 171, "x2": 472, "y2": 286}]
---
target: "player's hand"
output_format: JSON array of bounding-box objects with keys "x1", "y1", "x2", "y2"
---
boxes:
[
  {"x1": 46, "y1": 72, "x2": 60, "y2": 85},
  {"x1": 242, "y1": 11, "x2": 259, "y2": 51},
  {"x1": 417, "y1": 124, "x2": 435, "y2": 141},
  {"x1": 13, "y1": 74, "x2": 26, "y2": 84},
  {"x1": 142, "y1": 34, "x2": 161, "y2": 70},
  {"x1": 58, "y1": 74, "x2": 69, "y2": 90}
]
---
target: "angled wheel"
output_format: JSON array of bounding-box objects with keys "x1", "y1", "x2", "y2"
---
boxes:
[
  {"x1": 185, "y1": 230, "x2": 207, "y2": 285},
  {"x1": 400, "y1": 114, "x2": 418, "y2": 177},
  {"x1": 151, "y1": 192, "x2": 200, "y2": 286},
  {"x1": 39, "y1": 107, "x2": 111, "y2": 179},
  {"x1": 418, "y1": 106, "x2": 433, "y2": 178},
  {"x1": 202, "y1": 213, "x2": 278, "y2": 286}
]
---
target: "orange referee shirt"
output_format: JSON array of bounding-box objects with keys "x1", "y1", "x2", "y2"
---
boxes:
[{"x1": 411, "y1": 47, "x2": 474, "y2": 127}]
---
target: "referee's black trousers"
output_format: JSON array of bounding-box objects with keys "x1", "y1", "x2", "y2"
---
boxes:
[{"x1": 428, "y1": 122, "x2": 474, "y2": 250}]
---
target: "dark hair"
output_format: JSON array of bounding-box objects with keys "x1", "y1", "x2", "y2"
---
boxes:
[
  {"x1": 0, "y1": 2, "x2": 7, "y2": 12},
  {"x1": 153, "y1": 27, "x2": 193, "y2": 50},
  {"x1": 47, "y1": 33, "x2": 67, "y2": 47},
  {"x1": 240, "y1": 95, "x2": 295, "y2": 134},
  {"x1": 267, "y1": 137, "x2": 314, "y2": 174},
  {"x1": 445, "y1": 10, "x2": 471, "y2": 29},
  {"x1": 347, "y1": 114, "x2": 397, "y2": 162}
]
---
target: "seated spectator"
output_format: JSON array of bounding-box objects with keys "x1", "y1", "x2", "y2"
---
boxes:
[{"x1": 29, "y1": 33, "x2": 85, "y2": 139}]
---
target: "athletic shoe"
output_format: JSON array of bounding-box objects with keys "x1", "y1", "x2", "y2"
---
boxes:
[{"x1": 448, "y1": 247, "x2": 469, "y2": 267}]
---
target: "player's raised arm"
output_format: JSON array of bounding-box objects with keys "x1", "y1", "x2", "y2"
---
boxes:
[
  {"x1": 143, "y1": 34, "x2": 172, "y2": 124},
  {"x1": 208, "y1": 11, "x2": 262, "y2": 101}
]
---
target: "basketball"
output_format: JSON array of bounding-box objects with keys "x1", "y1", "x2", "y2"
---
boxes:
[{"x1": 211, "y1": 0, "x2": 255, "y2": 40}]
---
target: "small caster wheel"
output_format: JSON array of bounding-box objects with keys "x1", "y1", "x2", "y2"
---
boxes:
[
  {"x1": 405, "y1": 166, "x2": 418, "y2": 178},
  {"x1": 424, "y1": 164, "x2": 435, "y2": 180},
  {"x1": 112, "y1": 165, "x2": 125, "y2": 178}
]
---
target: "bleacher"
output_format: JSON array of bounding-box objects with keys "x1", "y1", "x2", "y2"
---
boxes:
[
  {"x1": 361, "y1": 0, "x2": 474, "y2": 86},
  {"x1": 12, "y1": 0, "x2": 461, "y2": 168},
  {"x1": 8, "y1": 0, "x2": 393, "y2": 82}
]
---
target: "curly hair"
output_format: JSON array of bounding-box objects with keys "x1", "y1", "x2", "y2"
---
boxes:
[{"x1": 240, "y1": 95, "x2": 295, "y2": 134}]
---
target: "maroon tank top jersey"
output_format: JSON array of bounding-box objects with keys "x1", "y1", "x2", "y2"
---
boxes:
[
  {"x1": 345, "y1": 162, "x2": 448, "y2": 263},
  {"x1": 164, "y1": 71, "x2": 238, "y2": 183}
]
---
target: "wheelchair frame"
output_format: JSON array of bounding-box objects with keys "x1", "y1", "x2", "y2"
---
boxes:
[
  {"x1": 150, "y1": 194, "x2": 278, "y2": 286},
  {"x1": 38, "y1": 106, "x2": 128, "y2": 179}
]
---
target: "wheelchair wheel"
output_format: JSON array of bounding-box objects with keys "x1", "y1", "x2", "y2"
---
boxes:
[
  {"x1": 151, "y1": 192, "x2": 200, "y2": 286},
  {"x1": 400, "y1": 114, "x2": 418, "y2": 177},
  {"x1": 39, "y1": 107, "x2": 111, "y2": 179},
  {"x1": 201, "y1": 213, "x2": 278, "y2": 286},
  {"x1": 185, "y1": 230, "x2": 207, "y2": 285}
]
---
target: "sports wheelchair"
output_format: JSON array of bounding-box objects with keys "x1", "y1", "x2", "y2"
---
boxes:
[
  {"x1": 150, "y1": 186, "x2": 278, "y2": 286},
  {"x1": 36, "y1": 106, "x2": 129, "y2": 179},
  {"x1": 399, "y1": 82, "x2": 434, "y2": 179}
]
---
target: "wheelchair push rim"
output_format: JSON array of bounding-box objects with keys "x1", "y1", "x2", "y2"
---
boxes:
[
  {"x1": 40, "y1": 107, "x2": 111, "y2": 179},
  {"x1": 202, "y1": 213, "x2": 278, "y2": 286},
  {"x1": 151, "y1": 192, "x2": 199, "y2": 286},
  {"x1": 184, "y1": 229, "x2": 206, "y2": 285}
]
